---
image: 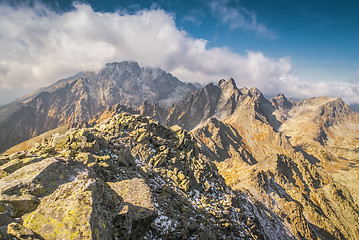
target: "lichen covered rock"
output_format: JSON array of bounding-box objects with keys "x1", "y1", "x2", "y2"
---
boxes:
[
  {"x1": 0, "y1": 113, "x2": 267, "y2": 239},
  {"x1": 22, "y1": 175, "x2": 120, "y2": 240}
]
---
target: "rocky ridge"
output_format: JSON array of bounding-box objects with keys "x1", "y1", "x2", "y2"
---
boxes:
[
  {"x1": 190, "y1": 80, "x2": 359, "y2": 240},
  {"x1": 0, "y1": 113, "x2": 275, "y2": 239}
]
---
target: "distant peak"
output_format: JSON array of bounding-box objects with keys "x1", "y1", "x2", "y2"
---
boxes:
[
  {"x1": 106, "y1": 61, "x2": 139, "y2": 66},
  {"x1": 271, "y1": 93, "x2": 293, "y2": 110},
  {"x1": 218, "y1": 78, "x2": 237, "y2": 90},
  {"x1": 276, "y1": 93, "x2": 287, "y2": 99},
  {"x1": 103, "y1": 61, "x2": 141, "y2": 71},
  {"x1": 272, "y1": 93, "x2": 290, "y2": 102},
  {"x1": 218, "y1": 79, "x2": 225, "y2": 87},
  {"x1": 249, "y1": 87, "x2": 263, "y2": 97}
]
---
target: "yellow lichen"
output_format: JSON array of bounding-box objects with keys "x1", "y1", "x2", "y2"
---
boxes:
[{"x1": 23, "y1": 190, "x2": 93, "y2": 240}]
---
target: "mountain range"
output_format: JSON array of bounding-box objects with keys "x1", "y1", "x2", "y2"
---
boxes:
[
  {"x1": 0, "y1": 61, "x2": 195, "y2": 153},
  {"x1": 0, "y1": 61, "x2": 358, "y2": 239}
]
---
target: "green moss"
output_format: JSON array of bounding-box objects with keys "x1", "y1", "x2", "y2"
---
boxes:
[
  {"x1": 55, "y1": 136, "x2": 70, "y2": 148},
  {"x1": 76, "y1": 152, "x2": 95, "y2": 165},
  {"x1": 29, "y1": 185, "x2": 46, "y2": 196}
]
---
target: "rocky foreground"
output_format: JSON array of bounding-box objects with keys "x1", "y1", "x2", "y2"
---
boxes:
[{"x1": 0, "y1": 113, "x2": 272, "y2": 239}]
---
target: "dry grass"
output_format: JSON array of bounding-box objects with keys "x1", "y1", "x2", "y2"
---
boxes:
[{"x1": 4, "y1": 126, "x2": 69, "y2": 154}]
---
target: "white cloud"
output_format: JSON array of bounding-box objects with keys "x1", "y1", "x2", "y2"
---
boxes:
[
  {"x1": 0, "y1": 2, "x2": 358, "y2": 105},
  {"x1": 209, "y1": 0, "x2": 275, "y2": 38}
]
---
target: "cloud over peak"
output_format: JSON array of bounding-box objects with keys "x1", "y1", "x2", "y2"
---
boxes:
[{"x1": 0, "y1": 2, "x2": 358, "y2": 105}]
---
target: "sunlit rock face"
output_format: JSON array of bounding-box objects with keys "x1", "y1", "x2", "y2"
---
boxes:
[{"x1": 191, "y1": 79, "x2": 359, "y2": 240}]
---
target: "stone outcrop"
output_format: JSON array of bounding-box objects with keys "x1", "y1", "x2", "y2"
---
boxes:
[{"x1": 0, "y1": 113, "x2": 269, "y2": 239}]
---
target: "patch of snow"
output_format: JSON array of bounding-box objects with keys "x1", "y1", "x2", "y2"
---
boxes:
[
  {"x1": 154, "y1": 213, "x2": 172, "y2": 232},
  {"x1": 134, "y1": 158, "x2": 143, "y2": 167}
]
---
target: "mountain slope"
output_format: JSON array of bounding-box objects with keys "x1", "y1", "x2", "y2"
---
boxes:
[
  {"x1": 195, "y1": 117, "x2": 359, "y2": 240},
  {"x1": 277, "y1": 96, "x2": 359, "y2": 204},
  {"x1": 0, "y1": 61, "x2": 195, "y2": 153},
  {"x1": 84, "y1": 78, "x2": 359, "y2": 239},
  {"x1": 0, "y1": 113, "x2": 277, "y2": 239},
  {"x1": 191, "y1": 79, "x2": 359, "y2": 239}
]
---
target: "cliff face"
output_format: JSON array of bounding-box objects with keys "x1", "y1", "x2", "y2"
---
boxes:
[{"x1": 0, "y1": 61, "x2": 195, "y2": 153}]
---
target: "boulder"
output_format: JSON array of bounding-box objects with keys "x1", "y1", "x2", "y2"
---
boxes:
[
  {"x1": 22, "y1": 176, "x2": 121, "y2": 240},
  {"x1": 108, "y1": 178, "x2": 158, "y2": 239}
]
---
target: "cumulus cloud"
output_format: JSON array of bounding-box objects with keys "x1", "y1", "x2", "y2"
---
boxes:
[
  {"x1": 209, "y1": 0, "x2": 275, "y2": 38},
  {"x1": 0, "y1": 2, "x2": 358, "y2": 105}
]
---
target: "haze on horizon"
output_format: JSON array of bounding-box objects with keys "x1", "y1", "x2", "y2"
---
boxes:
[{"x1": 0, "y1": 0, "x2": 358, "y2": 106}]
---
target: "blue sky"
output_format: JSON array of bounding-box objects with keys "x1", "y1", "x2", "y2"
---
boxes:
[
  {"x1": 0, "y1": 0, "x2": 358, "y2": 105},
  {"x1": 42, "y1": 0, "x2": 359, "y2": 83}
]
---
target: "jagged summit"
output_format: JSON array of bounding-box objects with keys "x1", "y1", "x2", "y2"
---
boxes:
[
  {"x1": 271, "y1": 93, "x2": 294, "y2": 111},
  {"x1": 218, "y1": 78, "x2": 237, "y2": 90},
  {"x1": 92, "y1": 61, "x2": 196, "y2": 106},
  {"x1": 0, "y1": 61, "x2": 195, "y2": 152},
  {"x1": 104, "y1": 60, "x2": 141, "y2": 70},
  {"x1": 248, "y1": 86, "x2": 265, "y2": 99}
]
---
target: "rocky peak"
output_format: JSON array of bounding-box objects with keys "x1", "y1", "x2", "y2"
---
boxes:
[
  {"x1": 271, "y1": 93, "x2": 294, "y2": 111},
  {"x1": 98, "y1": 61, "x2": 142, "y2": 86},
  {"x1": 314, "y1": 97, "x2": 352, "y2": 128},
  {"x1": 290, "y1": 96, "x2": 352, "y2": 128},
  {"x1": 0, "y1": 61, "x2": 195, "y2": 153},
  {"x1": 239, "y1": 87, "x2": 250, "y2": 95},
  {"x1": 218, "y1": 78, "x2": 237, "y2": 91},
  {"x1": 248, "y1": 87, "x2": 264, "y2": 99},
  {"x1": 103, "y1": 61, "x2": 141, "y2": 72}
]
